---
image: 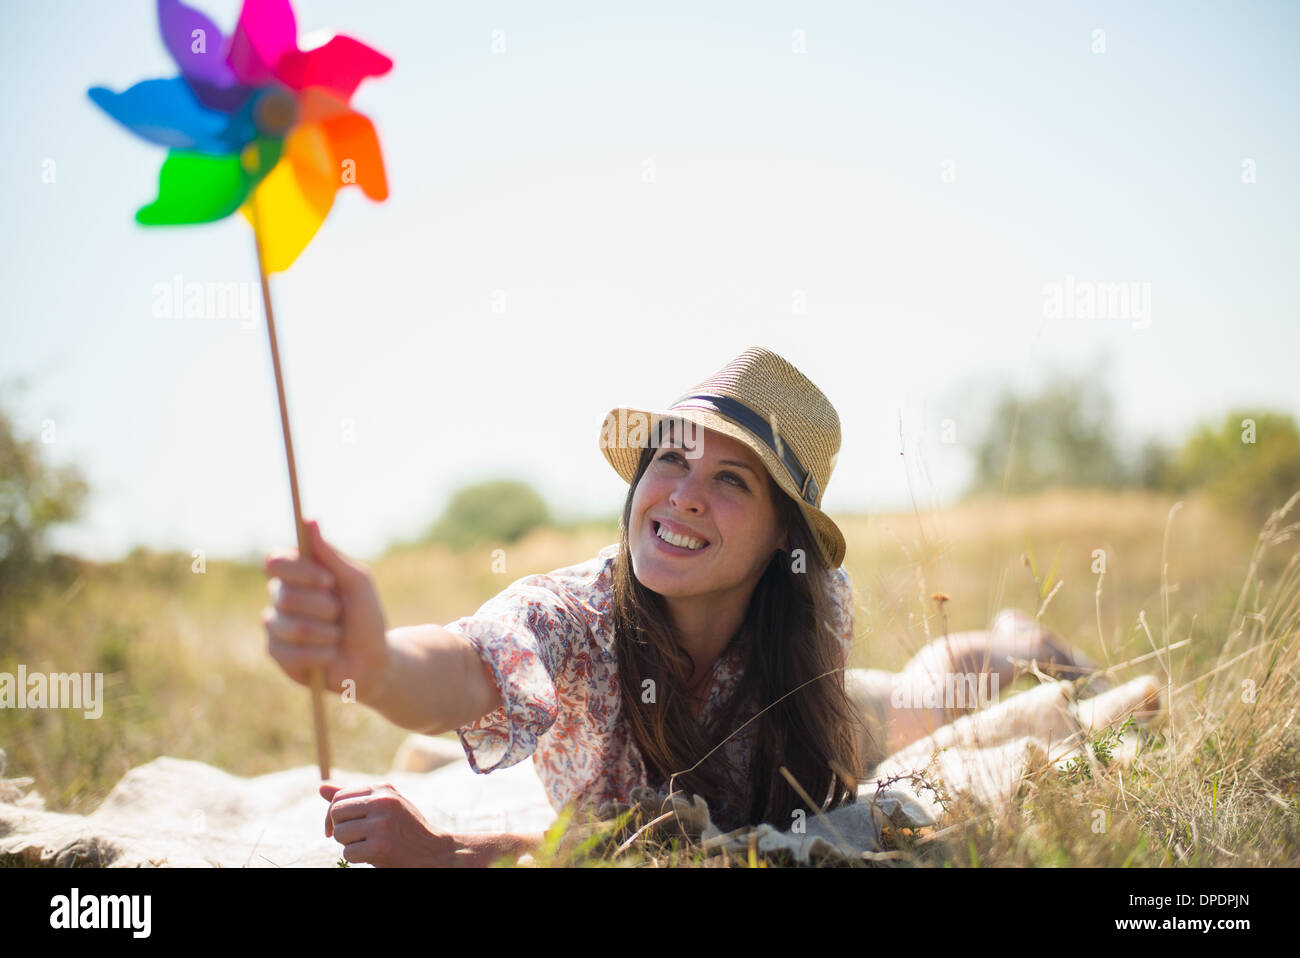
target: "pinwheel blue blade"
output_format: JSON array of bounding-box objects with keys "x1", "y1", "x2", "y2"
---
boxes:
[{"x1": 88, "y1": 77, "x2": 248, "y2": 155}]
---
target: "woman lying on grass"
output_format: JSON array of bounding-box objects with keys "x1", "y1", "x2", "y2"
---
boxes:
[{"x1": 262, "y1": 346, "x2": 1104, "y2": 866}]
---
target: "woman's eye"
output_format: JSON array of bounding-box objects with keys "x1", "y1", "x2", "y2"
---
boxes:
[{"x1": 659, "y1": 452, "x2": 747, "y2": 489}]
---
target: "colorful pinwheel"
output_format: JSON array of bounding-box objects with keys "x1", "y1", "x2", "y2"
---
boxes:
[
  {"x1": 88, "y1": 0, "x2": 391, "y2": 272},
  {"x1": 87, "y1": 0, "x2": 395, "y2": 779}
]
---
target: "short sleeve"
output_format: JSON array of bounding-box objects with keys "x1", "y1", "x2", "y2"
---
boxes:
[
  {"x1": 826, "y1": 566, "x2": 856, "y2": 668},
  {"x1": 444, "y1": 573, "x2": 588, "y2": 774}
]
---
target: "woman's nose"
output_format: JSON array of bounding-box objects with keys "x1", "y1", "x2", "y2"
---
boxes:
[{"x1": 668, "y1": 475, "x2": 707, "y2": 513}]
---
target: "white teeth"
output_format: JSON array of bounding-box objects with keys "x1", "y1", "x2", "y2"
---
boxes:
[{"x1": 656, "y1": 523, "x2": 705, "y2": 551}]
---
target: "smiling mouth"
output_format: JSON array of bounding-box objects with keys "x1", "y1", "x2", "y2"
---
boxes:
[{"x1": 652, "y1": 520, "x2": 710, "y2": 552}]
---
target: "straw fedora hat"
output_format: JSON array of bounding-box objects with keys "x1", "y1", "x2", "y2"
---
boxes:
[{"x1": 598, "y1": 345, "x2": 847, "y2": 568}]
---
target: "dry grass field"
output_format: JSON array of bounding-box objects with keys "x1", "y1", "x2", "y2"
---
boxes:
[{"x1": 2, "y1": 486, "x2": 1297, "y2": 866}]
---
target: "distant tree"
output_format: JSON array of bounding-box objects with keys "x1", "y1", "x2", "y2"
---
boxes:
[
  {"x1": 423, "y1": 479, "x2": 550, "y2": 550},
  {"x1": 966, "y1": 370, "x2": 1129, "y2": 496},
  {"x1": 1132, "y1": 436, "x2": 1174, "y2": 490},
  {"x1": 1162, "y1": 411, "x2": 1300, "y2": 524},
  {"x1": 0, "y1": 403, "x2": 90, "y2": 608}
]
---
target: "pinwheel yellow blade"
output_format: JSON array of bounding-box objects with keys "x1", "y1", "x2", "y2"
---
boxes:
[{"x1": 242, "y1": 150, "x2": 333, "y2": 273}]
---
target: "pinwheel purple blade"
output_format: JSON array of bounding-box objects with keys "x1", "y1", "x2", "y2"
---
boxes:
[{"x1": 158, "y1": 0, "x2": 237, "y2": 89}]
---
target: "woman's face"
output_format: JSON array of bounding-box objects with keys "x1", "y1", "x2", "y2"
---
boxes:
[{"x1": 628, "y1": 423, "x2": 788, "y2": 601}]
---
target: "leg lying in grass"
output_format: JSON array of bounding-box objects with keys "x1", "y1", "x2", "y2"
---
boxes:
[
  {"x1": 866, "y1": 675, "x2": 1163, "y2": 815},
  {"x1": 877, "y1": 674, "x2": 1162, "y2": 779},
  {"x1": 847, "y1": 609, "x2": 1114, "y2": 771}
]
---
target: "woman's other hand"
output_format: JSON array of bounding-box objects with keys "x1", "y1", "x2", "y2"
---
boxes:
[{"x1": 321, "y1": 782, "x2": 465, "y2": 867}]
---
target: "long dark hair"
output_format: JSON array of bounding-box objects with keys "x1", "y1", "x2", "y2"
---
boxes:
[{"x1": 611, "y1": 439, "x2": 861, "y2": 829}]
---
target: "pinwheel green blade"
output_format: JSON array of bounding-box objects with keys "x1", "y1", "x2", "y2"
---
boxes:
[{"x1": 137, "y1": 138, "x2": 282, "y2": 225}]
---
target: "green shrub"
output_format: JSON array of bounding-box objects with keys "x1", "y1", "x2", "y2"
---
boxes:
[
  {"x1": 966, "y1": 368, "x2": 1130, "y2": 496},
  {"x1": 0, "y1": 402, "x2": 89, "y2": 630},
  {"x1": 423, "y1": 479, "x2": 550, "y2": 550},
  {"x1": 1164, "y1": 410, "x2": 1300, "y2": 524}
]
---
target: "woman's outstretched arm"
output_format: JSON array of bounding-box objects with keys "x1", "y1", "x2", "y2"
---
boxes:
[
  {"x1": 262, "y1": 518, "x2": 503, "y2": 734},
  {"x1": 366, "y1": 624, "x2": 504, "y2": 734}
]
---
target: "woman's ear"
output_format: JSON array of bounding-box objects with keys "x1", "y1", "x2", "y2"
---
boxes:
[{"x1": 771, "y1": 527, "x2": 791, "y2": 560}]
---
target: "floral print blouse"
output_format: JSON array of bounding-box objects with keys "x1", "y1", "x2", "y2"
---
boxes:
[{"x1": 447, "y1": 543, "x2": 856, "y2": 830}]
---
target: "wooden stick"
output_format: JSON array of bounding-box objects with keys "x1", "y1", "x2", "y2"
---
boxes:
[{"x1": 249, "y1": 189, "x2": 332, "y2": 782}]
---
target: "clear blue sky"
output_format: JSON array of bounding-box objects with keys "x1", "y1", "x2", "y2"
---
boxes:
[{"x1": 3, "y1": 0, "x2": 1297, "y2": 561}]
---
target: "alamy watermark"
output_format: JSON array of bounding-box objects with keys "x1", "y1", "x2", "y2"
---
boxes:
[
  {"x1": 0, "y1": 665, "x2": 103, "y2": 719},
  {"x1": 152, "y1": 274, "x2": 258, "y2": 327},
  {"x1": 50, "y1": 888, "x2": 150, "y2": 937},
  {"x1": 598, "y1": 409, "x2": 704, "y2": 458},
  {"x1": 890, "y1": 671, "x2": 1000, "y2": 711},
  {"x1": 1042, "y1": 274, "x2": 1151, "y2": 329}
]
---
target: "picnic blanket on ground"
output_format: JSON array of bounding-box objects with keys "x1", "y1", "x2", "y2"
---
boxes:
[
  {"x1": 0, "y1": 749, "x2": 556, "y2": 868},
  {"x1": 0, "y1": 675, "x2": 1159, "y2": 867}
]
